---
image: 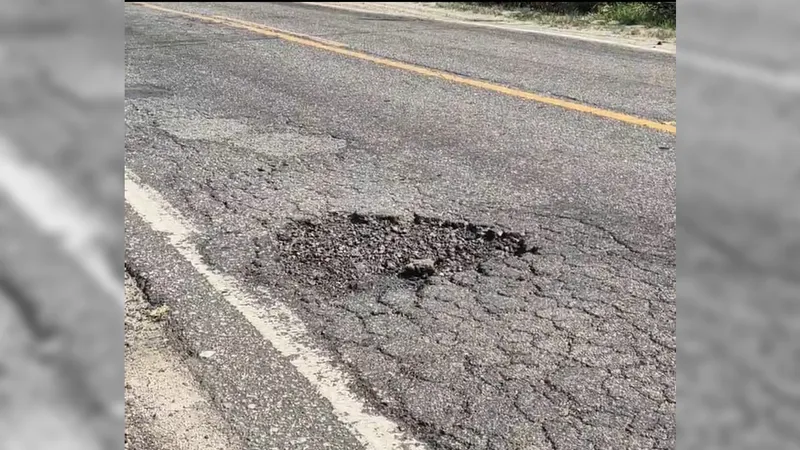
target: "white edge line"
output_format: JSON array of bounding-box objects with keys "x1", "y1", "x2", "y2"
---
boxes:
[
  {"x1": 0, "y1": 135, "x2": 120, "y2": 302},
  {"x1": 124, "y1": 169, "x2": 427, "y2": 450},
  {"x1": 300, "y1": 2, "x2": 675, "y2": 55}
]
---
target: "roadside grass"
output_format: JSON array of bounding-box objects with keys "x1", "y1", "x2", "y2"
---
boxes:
[
  {"x1": 437, "y1": 2, "x2": 676, "y2": 40},
  {"x1": 598, "y1": 3, "x2": 675, "y2": 29}
]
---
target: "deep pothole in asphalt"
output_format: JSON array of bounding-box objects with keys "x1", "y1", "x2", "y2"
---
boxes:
[{"x1": 269, "y1": 212, "x2": 540, "y2": 293}]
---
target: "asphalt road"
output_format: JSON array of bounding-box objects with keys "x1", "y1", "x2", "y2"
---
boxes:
[{"x1": 125, "y1": 2, "x2": 676, "y2": 449}]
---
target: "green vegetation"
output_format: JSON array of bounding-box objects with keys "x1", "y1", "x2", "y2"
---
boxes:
[
  {"x1": 597, "y1": 2, "x2": 675, "y2": 28},
  {"x1": 439, "y1": 2, "x2": 675, "y2": 35}
]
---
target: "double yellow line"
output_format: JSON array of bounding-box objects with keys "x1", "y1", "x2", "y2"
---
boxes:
[{"x1": 132, "y1": 2, "x2": 676, "y2": 135}]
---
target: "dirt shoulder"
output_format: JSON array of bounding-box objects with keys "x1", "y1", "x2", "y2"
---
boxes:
[
  {"x1": 124, "y1": 274, "x2": 242, "y2": 450},
  {"x1": 301, "y1": 2, "x2": 675, "y2": 54}
]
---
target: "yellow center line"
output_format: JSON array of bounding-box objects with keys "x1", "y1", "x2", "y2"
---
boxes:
[{"x1": 132, "y1": 2, "x2": 676, "y2": 135}]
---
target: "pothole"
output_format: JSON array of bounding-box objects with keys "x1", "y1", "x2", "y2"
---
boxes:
[{"x1": 271, "y1": 212, "x2": 539, "y2": 293}]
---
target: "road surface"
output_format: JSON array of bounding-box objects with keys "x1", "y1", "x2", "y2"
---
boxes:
[{"x1": 125, "y1": 2, "x2": 675, "y2": 449}]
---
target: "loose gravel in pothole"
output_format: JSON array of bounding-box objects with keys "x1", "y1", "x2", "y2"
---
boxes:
[{"x1": 272, "y1": 212, "x2": 540, "y2": 294}]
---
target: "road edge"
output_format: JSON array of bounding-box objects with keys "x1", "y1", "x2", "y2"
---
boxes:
[
  {"x1": 124, "y1": 272, "x2": 244, "y2": 450},
  {"x1": 299, "y1": 2, "x2": 676, "y2": 55}
]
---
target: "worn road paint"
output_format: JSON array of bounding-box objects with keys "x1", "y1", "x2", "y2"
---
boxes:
[
  {"x1": 124, "y1": 169, "x2": 427, "y2": 450},
  {"x1": 132, "y1": 2, "x2": 676, "y2": 135},
  {"x1": 0, "y1": 134, "x2": 119, "y2": 302},
  {"x1": 216, "y1": 15, "x2": 349, "y2": 48}
]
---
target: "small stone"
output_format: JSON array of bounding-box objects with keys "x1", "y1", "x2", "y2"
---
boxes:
[
  {"x1": 400, "y1": 258, "x2": 436, "y2": 278},
  {"x1": 199, "y1": 350, "x2": 216, "y2": 359},
  {"x1": 515, "y1": 239, "x2": 540, "y2": 256},
  {"x1": 247, "y1": 403, "x2": 257, "y2": 409},
  {"x1": 148, "y1": 305, "x2": 170, "y2": 321}
]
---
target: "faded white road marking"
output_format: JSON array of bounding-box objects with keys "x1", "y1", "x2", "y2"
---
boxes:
[
  {"x1": 0, "y1": 135, "x2": 119, "y2": 302},
  {"x1": 124, "y1": 169, "x2": 427, "y2": 450},
  {"x1": 681, "y1": 50, "x2": 800, "y2": 93}
]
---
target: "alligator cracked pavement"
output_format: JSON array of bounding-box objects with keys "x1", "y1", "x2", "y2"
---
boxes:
[{"x1": 125, "y1": 2, "x2": 675, "y2": 449}]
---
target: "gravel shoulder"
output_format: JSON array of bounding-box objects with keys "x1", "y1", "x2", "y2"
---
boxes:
[{"x1": 124, "y1": 273, "x2": 243, "y2": 450}]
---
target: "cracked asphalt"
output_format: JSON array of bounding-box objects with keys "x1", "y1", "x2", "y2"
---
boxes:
[{"x1": 125, "y1": 2, "x2": 675, "y2": 449}]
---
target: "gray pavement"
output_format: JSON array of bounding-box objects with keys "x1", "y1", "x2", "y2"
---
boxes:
[
  {"x1": 125, "y1": 2, "x2": 675, "y2": 450},
  {"x1": 169, "y1": 2, "x2": 676, "y2": 122}
]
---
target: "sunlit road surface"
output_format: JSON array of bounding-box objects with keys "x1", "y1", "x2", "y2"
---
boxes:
[{"x1": 126, "y1": 2, "x2": 677, "y2": 449}]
